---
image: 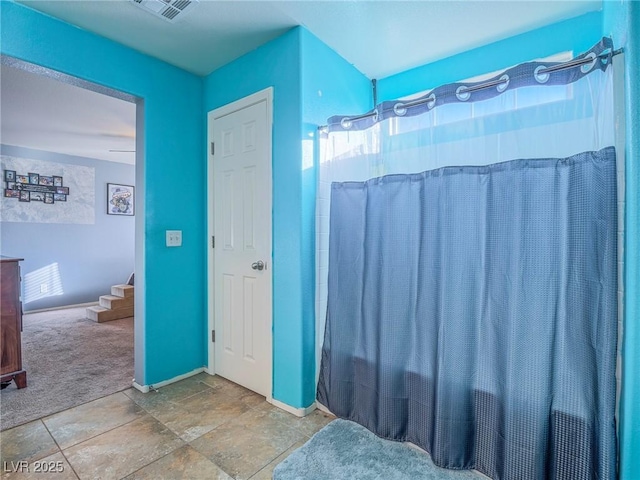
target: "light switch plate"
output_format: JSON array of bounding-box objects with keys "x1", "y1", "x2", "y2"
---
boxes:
[{"x1": 166, "y1": 230, "x2": 182, "y2": 247}]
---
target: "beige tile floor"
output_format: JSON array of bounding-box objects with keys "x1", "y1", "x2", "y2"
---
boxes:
[{"x1": 0, "y1": 373, "x2": 334, "y2": 480}]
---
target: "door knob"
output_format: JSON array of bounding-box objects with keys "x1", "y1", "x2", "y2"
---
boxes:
[{"x1": 251, "y1": 260, "x2": 265, "y2": 271}]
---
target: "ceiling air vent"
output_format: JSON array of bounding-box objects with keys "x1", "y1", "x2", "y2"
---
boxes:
[{"x1": 129, "y1": 0, "x2": 199, "y2": 24}]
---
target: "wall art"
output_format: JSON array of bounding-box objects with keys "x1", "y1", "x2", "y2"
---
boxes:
[
  {"x1": 1, "y1": 156, "x2": 95, "y2": 224},
  {"x1": 4, "y1": 169, "x2": 68, "y2": 204},
  {"x1": 107, "y1": 183, "x2": 134, "y2": 216}
]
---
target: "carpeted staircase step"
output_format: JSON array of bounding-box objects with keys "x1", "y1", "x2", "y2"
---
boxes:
[
  {"x1": 111, "y1": 284, "x2": 134, "y2": 298},
  {"x1": 86, "y1": 305, "x2": 134, "y2": 323},
  {"x1": 99, "y1": 294, "x2": 134, "y2": 310}
]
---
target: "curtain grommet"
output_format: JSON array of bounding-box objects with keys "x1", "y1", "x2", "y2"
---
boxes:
[
  {"x1": 534, "y1": 65, "x2": 550, "y2": 84},
  {"x1": 456, "y1": 86, "x2": 471, "y2": 101},
  {"x1": 372, "y1": 108, "x2": 379, "y2": 123},
  {"x1": 393, "y1": 103, "x2": 407, "y2": 116},
  {"x1": 340, "y1": 118, "x2": 353, "y2": 130},
  {"x1": 426, "y1": 93, "x2": 436, "y2": 109},
  {"x1": 497, "y1": 74, "x2": 510, "y2": 92},
  {"x1": 581, "y1": 52, "x2": 597, "y2": 73}
]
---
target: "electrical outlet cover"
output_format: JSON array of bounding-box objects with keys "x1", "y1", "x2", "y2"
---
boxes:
[{"x1": 166, "y1": 230, "x2": 182, "y2": 247}]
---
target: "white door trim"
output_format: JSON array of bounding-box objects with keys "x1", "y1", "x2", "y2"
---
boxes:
[{"x1": 207, "y1": 87, "x2": 273, "y2": 402}]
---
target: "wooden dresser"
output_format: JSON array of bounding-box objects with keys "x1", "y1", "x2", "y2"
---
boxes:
[{"x1": 0, "y1": 256, "x2": 27, "y2": 388}]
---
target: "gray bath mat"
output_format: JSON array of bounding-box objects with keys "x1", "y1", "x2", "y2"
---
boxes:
[{"x1": 273, "y1": 418, "x2": 487, "y2": 480}]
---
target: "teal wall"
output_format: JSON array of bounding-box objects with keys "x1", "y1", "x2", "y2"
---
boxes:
[
  {"x1": 204, "y1": 28, "x2": 305, "y2": 407},
  {"x1": 300, "y1": 29, "x2": 372, "y2": 126},
  {"x1": 377, "y1": 12, "x2": 603, "y2": 101},
  {"x1": 0, "y1": 1, "x2": 206, "y2": 385},
  {"x1": 299, "y1": 29, "x2": 371, "y2": 403},
  {"x1": 204, "y1": 27, "x2": 369, "y2": 408},
  {"x1": 603, "y1": 2, "x2": 640, "y2": 479}
]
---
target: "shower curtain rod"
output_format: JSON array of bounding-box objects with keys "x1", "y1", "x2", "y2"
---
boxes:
[{"x1": 318, "y1": 48, "x2": 623, "y2": 131}]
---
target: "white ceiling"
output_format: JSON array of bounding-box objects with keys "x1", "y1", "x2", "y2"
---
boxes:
[
  {"x1": 17, "y1": 0, "x2": 602, "y2": 79},
  {"x1": 1, "y1": 64, "x2": 136, "y2": 164},
  {"x1": 3, "y1": 1, "x2": 601, "y2": 163}
]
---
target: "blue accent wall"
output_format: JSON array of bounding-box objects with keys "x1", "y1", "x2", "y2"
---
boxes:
[
  {"x1": 204, "y1": 27, "x2": 369, "y2": 409},
  {"x1": 204, "y1": 28, "x2": 305, "y2": 407},
  {"x1": 299, "y1": 29, "x2": 371, "y2": 403},
  {"x1": 300, "y1": 29, "x2": 372, "y2": 126},
  {"x1": 1, "y1": 145, "x2": 135, "y2": 311},
  {"x1": 377, "y1": 12, "x2": 603, "y2": 102},
  {"x1": 603, "y1": 2, "x2": 640, "y2": 478},
  {"x1": 1, "y1": 1, "x2": 206, "y2": 386}
]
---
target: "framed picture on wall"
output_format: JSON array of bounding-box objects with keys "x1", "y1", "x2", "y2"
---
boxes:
[
  {"x1": 4, "y1": 170, "x2": 16, "y2": 182},
  {"x1": 29, "y1": 173, "x2": 39, "y2": 185},
  {"x1": 39, "y1": 176, "x2": 54, "y2": 186},
  {"x1": 107, "y1": 183, "x2": 134, "y2": 216},
  {"x1": 19, "y1": 191, "x2": 30, "y2": 202}
]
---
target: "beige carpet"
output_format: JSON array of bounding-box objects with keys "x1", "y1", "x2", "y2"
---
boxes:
[{"x1": 0, "y1": 306, "x2": 134, "y2": 430}]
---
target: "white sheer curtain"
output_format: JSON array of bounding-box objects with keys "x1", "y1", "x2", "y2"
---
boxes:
[{"x1": 315, "y1": 60, "x2": 616, "y2": 375}]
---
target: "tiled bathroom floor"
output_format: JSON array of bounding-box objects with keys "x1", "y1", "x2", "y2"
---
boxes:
[{"x1": 0, "y1": 373, "x2": 334, "y2": 479}]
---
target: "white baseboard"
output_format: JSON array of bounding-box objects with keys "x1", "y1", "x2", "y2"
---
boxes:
[
  {"x1": 132, "y1": 367, "x2": 205, "y2": 393},
  {"x1": 315, "y1": 401, "x2": 333, "y2": 415},
  {"x1": 24, "y1": 301, "x2": 99, "y2": 314},
  {"x1": 132, "y1": 380, "x2": 149, "y2": 393},
  {"x1": 269, "y1": 398, "x2": 317, "y2": 418}
]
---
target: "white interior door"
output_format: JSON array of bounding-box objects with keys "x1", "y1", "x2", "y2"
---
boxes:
[{"x1": 209, "y1": 91, "x2": 272, "y2": 397}]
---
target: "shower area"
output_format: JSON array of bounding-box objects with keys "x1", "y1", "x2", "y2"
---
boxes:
[{"x1": 315, "y1": 38, "x2": 623, "y2": 480}]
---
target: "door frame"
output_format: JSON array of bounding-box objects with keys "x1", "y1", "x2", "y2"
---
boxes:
[
  {"x1": 206, "y1": 87, "x2": 274, "y2": 402},
  {"x1": 1, "y1": 54, "x2": 144, "y2": 386}
]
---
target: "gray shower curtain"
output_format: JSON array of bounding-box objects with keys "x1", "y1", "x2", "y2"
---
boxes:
[{"x1": 316, "y1": 147, "x2": 617, "y2": 480}]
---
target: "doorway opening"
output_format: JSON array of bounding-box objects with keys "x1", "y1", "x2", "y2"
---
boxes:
[{"x1": 0, "y1": 55, "x2": 144, "y2": 429}]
